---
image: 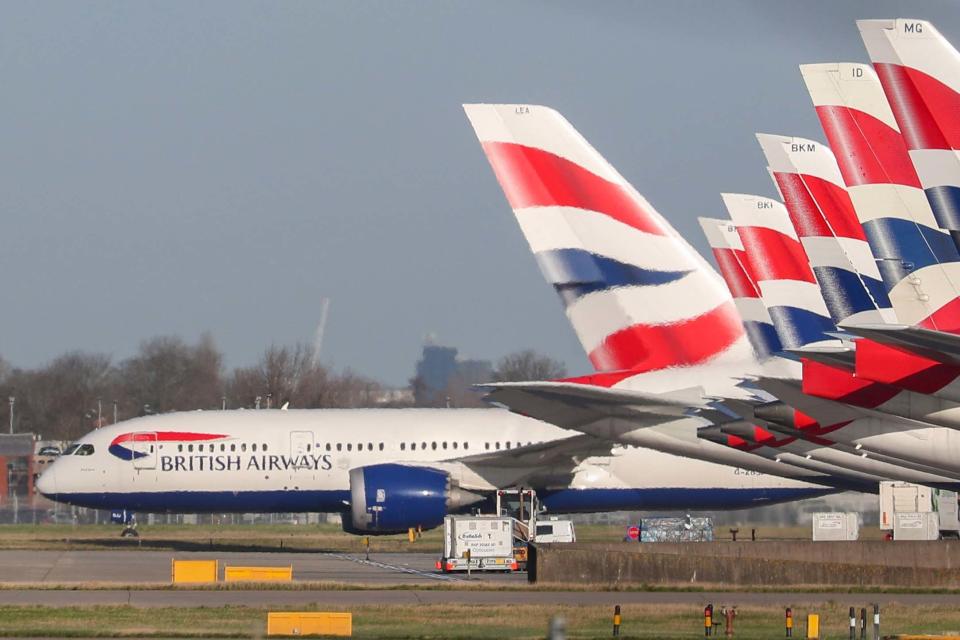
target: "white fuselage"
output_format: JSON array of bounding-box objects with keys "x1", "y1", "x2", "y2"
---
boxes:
[{"x1": 37, "y1": 408, "x2": 830, "y2": 516}]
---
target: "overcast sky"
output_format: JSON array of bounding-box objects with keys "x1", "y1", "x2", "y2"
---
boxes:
[{"x1": 0, "y1": 1, "x2": 956, "y2": 385}]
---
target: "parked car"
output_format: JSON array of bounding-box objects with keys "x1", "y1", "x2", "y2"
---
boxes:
[{"x1": 37, "y1": 446, "x2": 61, "y2": 457}]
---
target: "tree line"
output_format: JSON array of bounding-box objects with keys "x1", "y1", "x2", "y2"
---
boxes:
[{"x1": 0, "y1": 337, "x2": 567, "y2": 441}]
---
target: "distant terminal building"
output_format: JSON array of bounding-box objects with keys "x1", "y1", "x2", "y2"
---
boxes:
[
  {"x1": 0, "y1": 434, "x2": 37, "y2": 505},
  {"x1": 413, "y1": 343, "x2": 492, "y2": 406}
]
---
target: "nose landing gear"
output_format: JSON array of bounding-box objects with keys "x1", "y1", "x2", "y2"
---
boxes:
[{"x1": 111, "y1": 509, "x2": 139, "y2": 537}]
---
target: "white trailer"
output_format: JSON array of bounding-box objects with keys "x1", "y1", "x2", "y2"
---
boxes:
[
  {"x1": 439, "y1": 515, "x2": 518, "y2": 573},
  {"x1": 879, "y1": 482, "x2": 960, "y2": 539},
  {"x1": 812, "y1": 512, "x2": 859, "y2": 541}
]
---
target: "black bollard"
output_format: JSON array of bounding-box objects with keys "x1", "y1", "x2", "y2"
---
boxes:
[
  {"x1": 859, "y1": 608, "x2": 866, "y2": 640},
  {"x1": 849, "y1": 607, "x2": 856, "y2": 640},
  {"x1": 873, "y1": 604, "x2": 880, "y2": 640}
]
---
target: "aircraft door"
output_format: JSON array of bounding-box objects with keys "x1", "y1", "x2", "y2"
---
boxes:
[
  {"x1": 289, "y1": 431, "x2": 314, "y2": 469},
  {"x1": 132, "y1": 432, "x2": 157, "y2": 470}
]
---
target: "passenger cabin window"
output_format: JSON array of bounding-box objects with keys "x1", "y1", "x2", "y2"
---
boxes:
[
  {"x1": 367, "y1": 443, "x2": 373, "y2": 451},
  {"x1": 252, "y1": 444, "x2": 257, "y2": 452},
  {"x1": 400, "y1": 442, "x2": 406, "y2": 451},
  {"x1": 241, "y1": 443, "x2": 247, "y2": 452},
  {"x1": 220, "y1": 444, "x2": 226, "y2": 452},
  {"x1": 75, "y1": 444, "x2": 95, "y2": 456},
  {"x1": 421, "y1": 442, "x2": 427, "y2": 450},
  {"x1": 63, "y1": 444, "x2": 81, "y2": 456},
  {"x1": 326, "y1": 443, "x2": 331, "y2": 452},
  {"x1": 378, "y1": 443, "x2": 384, "y2": 451},
  {"x1": 411, "y1": 442, "x2": 416, "y2": 450},
  {"x1": 347, "y1": 443, "x2": 352, "y2": 452},
  {"x1": 452, "y1": 442, "x2": 457, "y2": 450},
  {"x1": 464, "y1": 442, "x2": 469, "y2": 450},
  {"x1": 442, "y1": 441, "x2": 448, "y2": 450},
  {"x1": 230, "y1": 444, "x2": 236, "y2": 452},
  {"x1": 188, "y1": 444, "x2": 194, "y2": 452},
  {"x1": 495, "y1": 442, "x2": 501, "y2": 450},
  {"x1": 431, "y1": 442, "x2": 437, "y2": 450},
  {"x1": 263, "y1": 443, "x2": 269, "y2": 452},
  {"x1": 485, "y1": 442, "x2": 490, "y2": 451},
  {"x1": 337, "y1": 443, "x2": 342, "y2": 452}
]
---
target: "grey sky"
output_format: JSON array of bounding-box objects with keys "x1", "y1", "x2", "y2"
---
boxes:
[{"x1": 0, "y1": 1, "x2": 955, "y2": 385}]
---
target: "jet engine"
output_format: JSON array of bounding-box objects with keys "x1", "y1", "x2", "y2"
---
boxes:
[{"x1": 346, "y1": 463, "x2": 483, "y2": 534}]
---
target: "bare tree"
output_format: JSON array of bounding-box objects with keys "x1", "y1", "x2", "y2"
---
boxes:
[
  {"x1": 118, "y1": 334, "x2": 223, "y2": 415},
  {"x1": 493, "y1": 349, "x2": 567, "y2": 382}
]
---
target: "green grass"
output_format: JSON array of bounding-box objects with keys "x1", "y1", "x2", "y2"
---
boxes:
[
  {"x1": 0, "y1": 603, "x2": 958, "y2": 638},
  {"x1": 0, "y1": 522, "x2": 885, "y2": 554}
]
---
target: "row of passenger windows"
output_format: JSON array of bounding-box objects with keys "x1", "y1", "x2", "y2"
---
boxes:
[
  {"x1": 328, "y1": 441, "x2": 534, "y2": 452},
  {"x1": 174, "y1": 441, "x2": 538, "y2": 453},
  {"x1": 176, "y1": 442, "x2": 269, "y2": 453}
]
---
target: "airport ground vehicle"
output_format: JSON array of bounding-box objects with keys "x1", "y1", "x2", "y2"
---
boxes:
[{"x1": 438, "y1": 515, "x2": 518, "y2": 573}]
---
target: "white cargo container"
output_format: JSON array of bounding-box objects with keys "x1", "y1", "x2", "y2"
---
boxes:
[
  {"x1": 533, "y1": 519, "x2": 576, "y2": 543},
  {"x1": 894, "y1": 512, "x2": 940, "y2": 540},
  {"x1": 880, "y1": 482, "x2": 933, "y2": 530},
  {"x1": 812, "y1": 512, "x2": 859, "y2": 541},
  {"x1": 439, "y1": 515, "x2": 517, "y2": 572}
]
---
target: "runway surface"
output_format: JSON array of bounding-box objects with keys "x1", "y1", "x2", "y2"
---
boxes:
[
  {"x1": 1, "y1": 550, "x2": 956, "y2": 608},
  {"x1": 0, "y1": 549, "x2": 520, "y2": 585}
]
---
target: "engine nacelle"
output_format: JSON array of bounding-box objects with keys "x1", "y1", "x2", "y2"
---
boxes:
[{"x1": 347, "y1": 463, "x2": 482, "y2": 534}]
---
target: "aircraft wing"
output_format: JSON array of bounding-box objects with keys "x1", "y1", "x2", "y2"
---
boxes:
[
  {"x1": 479, "y1": 381, "x2": 705, "y2": 431},
  {"x1": 843, "y1": 324, "x2": 960, "y2": 367},
  {"x1": 452, "y1": 432, "x2": 613, "y2": 469}
]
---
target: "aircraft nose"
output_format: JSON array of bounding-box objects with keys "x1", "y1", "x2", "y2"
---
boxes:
[{"x1": 36, "y1": 466, "x2": 57, "y2": 498}]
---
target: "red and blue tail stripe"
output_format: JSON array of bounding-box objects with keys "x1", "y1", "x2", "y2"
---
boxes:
[
  {"x1": 700, "y1": 217, "x2": 783, "y2": 360},
  {"x1": 465, "y1": 104, "x2": 753, "y2": 378},
  {"x1": 757, "y1": 134, "x2": 892, "y2": 326},
  {"x1": 723, "y1": 194, "x2": 837, "y2": 350},
  {"x1": 802, "y1": 60, "x2": 960, "y2": 331}
]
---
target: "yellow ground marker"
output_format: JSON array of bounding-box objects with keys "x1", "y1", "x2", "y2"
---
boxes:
[
  {"x1": 806, "y1": 614, "x2": 820, "y2": 640},
  {"x1": 224, "y1": 565, "x2": 293, "y2": 582},
  {"x1": 267, "y1": 612, "x2": 352, "y2": 637},
  {"x1": 171, "y1": 559, "x2": 218, "y2": 584}
]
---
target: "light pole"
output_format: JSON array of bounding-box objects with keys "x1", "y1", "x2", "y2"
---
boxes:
[
  {"x1": 266, "y1": 393, "x2": 273, "y2": 410},
  {"x1": 8, "y1": 396, "x2": 14, "y2": 435},
  {"x1": 97, "y1": 397, "x2": 102, "y2": 427},
  {"x1": 221, "y1": 395, "x2": 226, "y2": 411},
  {"x1": 112, "y1": 400, "x2": 118, "y2": 425}
]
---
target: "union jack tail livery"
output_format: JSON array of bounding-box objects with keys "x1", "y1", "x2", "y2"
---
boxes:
[
  {"x1": 859, "y1": 19, "x2": 960, "y2": 251},
  {"x1": 699, "y1": 217, "x2": 783, "y2": 360},
  {"x1": 464, "y1": 104, "x2": 754, "y2": 385},
  {"x1": 756, "y1": 133, "x2": 893, "y2": 327},
  {"x1": 801, "y1": 60, "x2": 960, "y2": 331},
  {"x1": 721, "y1": 193, "x2": 837, "y2": 349}
]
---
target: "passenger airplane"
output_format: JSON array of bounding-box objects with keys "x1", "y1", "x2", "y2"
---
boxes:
[{"x1": 37, "y1": 407, "x2": 833, "y2": 535}]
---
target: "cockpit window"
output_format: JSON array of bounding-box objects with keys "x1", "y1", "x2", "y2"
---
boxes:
[
  {"x1": 75, "y1": 444, "x2": 95, "y2": 456},
  {"x1": 62, "y1": 444, "x2": 81, "y2": 456}
]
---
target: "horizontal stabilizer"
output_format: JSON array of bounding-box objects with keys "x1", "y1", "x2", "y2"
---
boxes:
[
  {"x1": 842, "y1": 323, "x2": 960, "y2": 367},
  {"x1": 479, "y1": 381, "x2": 704, "y2": 431},
  {"x1": 785, "y1": 345, "x2": 856, "y2": 370}
]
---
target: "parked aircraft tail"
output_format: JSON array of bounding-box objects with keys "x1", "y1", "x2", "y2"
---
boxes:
[{"x1": 464, "y1": 104, "x2": 755, "y2": 386}]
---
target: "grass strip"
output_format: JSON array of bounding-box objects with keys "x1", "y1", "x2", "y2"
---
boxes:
[{"x1": 1, "y1": 602, "x2": 959, "y2": 639}]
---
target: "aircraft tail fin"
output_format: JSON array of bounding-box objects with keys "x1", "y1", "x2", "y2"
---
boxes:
[
  {"x1": 464, "y1": 104, "x2": 753, "y2": 376},
  {"x1": 721, "y1": 193, "x2": 837, "y2": 349}
]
